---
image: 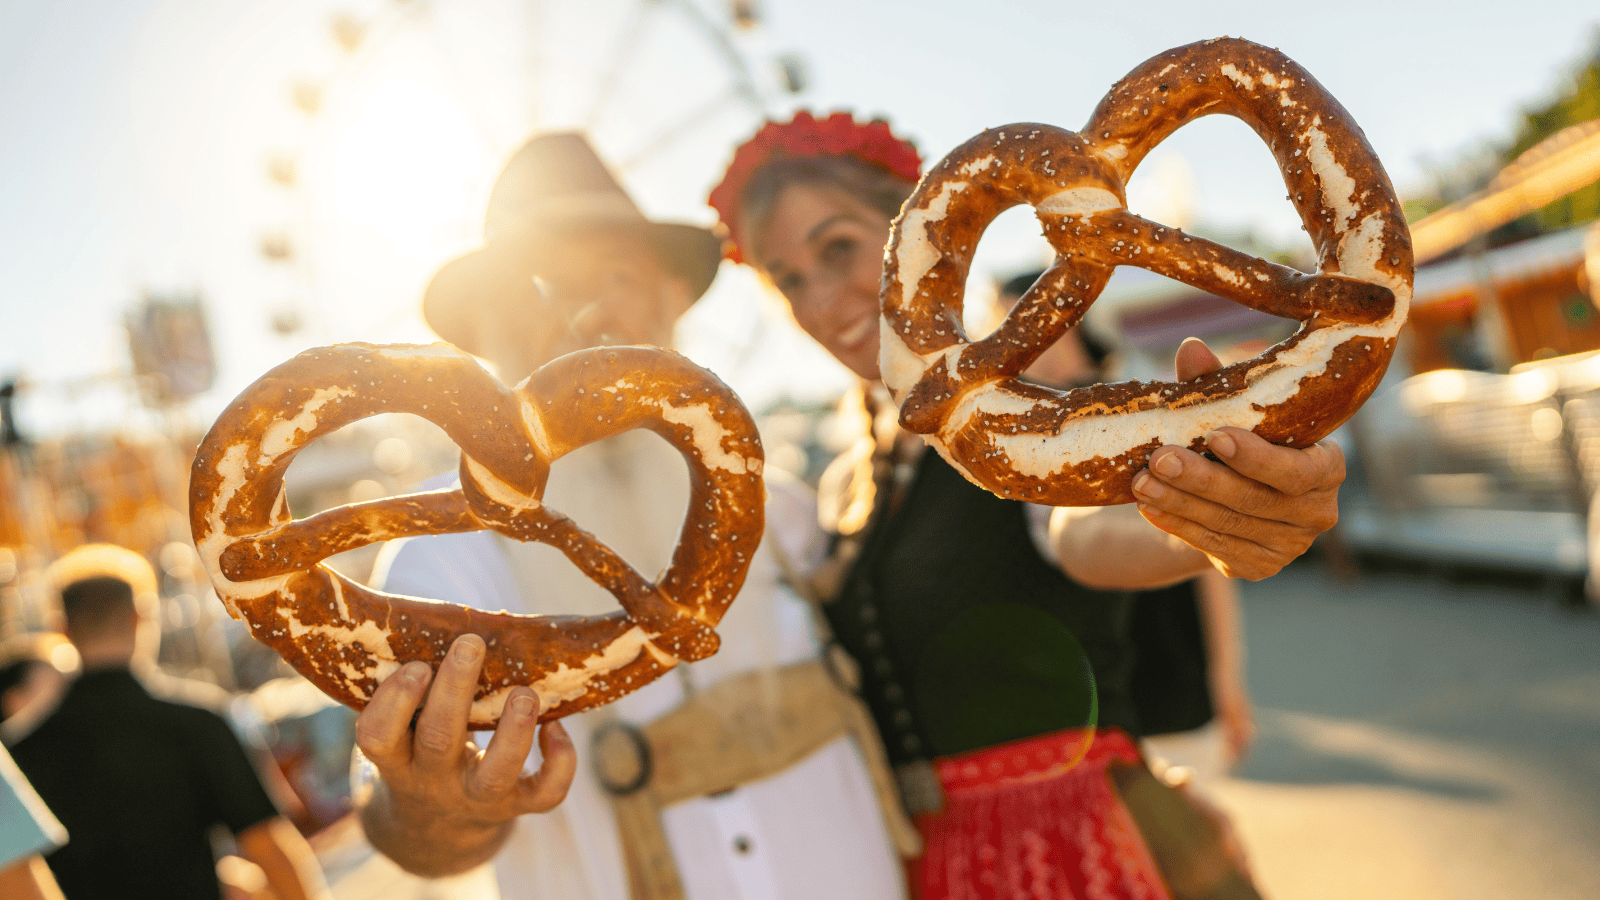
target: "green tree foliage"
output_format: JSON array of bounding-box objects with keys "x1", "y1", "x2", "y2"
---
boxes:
[
  {"x1": 1505, "y1": 35, "x2": 1600, "y2": 230},
  {"x1": 1406, "y1": 32, "x2": 1600, "y2": 243}
]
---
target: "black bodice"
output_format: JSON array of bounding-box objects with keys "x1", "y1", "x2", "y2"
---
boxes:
[{"x1": 824, "y1": 450, "x2": 1140, "y2": 766}]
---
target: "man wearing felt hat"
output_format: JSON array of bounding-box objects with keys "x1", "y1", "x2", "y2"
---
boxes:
[
  {"x1": 420, "y1": 131, "x2": 724, "y2": 377},
  {"x1": 357, "y1": 133, "x2": 911, "y2": 900}
]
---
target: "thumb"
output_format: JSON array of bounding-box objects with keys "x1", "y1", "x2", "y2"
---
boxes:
[{"x1": 1174, "y1": 336, "x2": 1223, "y2": 382}]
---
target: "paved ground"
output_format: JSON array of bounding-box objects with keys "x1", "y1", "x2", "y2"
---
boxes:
[{"x1": 1207, "y1": 560, "x2": 1600, "y2": 900}]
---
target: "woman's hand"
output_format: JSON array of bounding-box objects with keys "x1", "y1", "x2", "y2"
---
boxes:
[
  {"x1": 1213, "y1": 681, "x2": 1257, "y2": 769},
  {"x1": 1197, "y1": 568, "x2": 1256, "y2": 769},
  {"x1": 1050, "y1": 338, "x2": 1346, "y2": 588},
  {"x1": 1131, "y1": 338, "x2": 1345, "y2": 581},
  {"x1": 352, "y1": 634, "x2": 577, "y2": 877}
]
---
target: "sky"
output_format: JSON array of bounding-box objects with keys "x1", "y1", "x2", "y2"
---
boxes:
[{"x1": 2, "y1": 0, "x2": 1597, "y2": 438}]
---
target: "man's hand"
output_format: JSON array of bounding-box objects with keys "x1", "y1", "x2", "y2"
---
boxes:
[
  {"x1": 1130, "y1": 338, "x2": 1345, "y2": 581},
  {"x1": 236, "y1": 817, "x2": 331, "y2": 900},
  {"x1": 353, "y1": 634, "x2": 577, "y2": 878},
  {"x1": 0, "y1": 857, "x2": 64, "y2": 900}
]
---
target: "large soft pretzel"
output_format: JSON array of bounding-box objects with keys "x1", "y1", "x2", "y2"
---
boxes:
[
  {"x1": 189, "y1": 343, "x2": 764, "y2": 727},
  {"x1": 881, "y1": 37, "x2": 1412, "y2": 505}
]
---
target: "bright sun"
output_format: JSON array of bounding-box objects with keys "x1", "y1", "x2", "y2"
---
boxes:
[{"x1": 301, "y1": 36, "x2": 501, "y2": 341}]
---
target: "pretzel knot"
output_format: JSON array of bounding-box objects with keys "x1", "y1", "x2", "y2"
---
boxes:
[
  {"x1": 881, "y1": 37, "x2": 1413, "y2": 506},
  {"x1": 189, "y1": 343, "x2": 765, "y2": 727}
]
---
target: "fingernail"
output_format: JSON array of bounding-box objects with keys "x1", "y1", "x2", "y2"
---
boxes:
[
  {"x1": 454, "y1": 637, "x2": 483, "y2": 663},
  {"x1": 1132, "y1": 471, "x2": 1165, "y2": 500},
  {"x1": 1136, "y1": 501, "x2": 1160, "y2": 519},
  {"x1": 510, "y1": 692, "x2": 536, "y2": 720},
  {"x1": 403, "y1": 662, "x2": 430, "y2": 683},
  {"x1": 545, "y1": 720, "x2": 569, "y2": 744},
  {"x1": 1206, "y1": 430, "x2": 1237, "y2": 458},
  {"x1": 1154, "y1": 452, "x2": 1183, "y2": 478}
]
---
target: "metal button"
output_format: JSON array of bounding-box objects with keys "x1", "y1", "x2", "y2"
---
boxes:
[
  {"x1": 874, "y1": 657, "x2": 893, "y2": 677},
  {"x1": 893, "y1": 708, "x2": 913, "y2": 728},
  {"x1": 733, "y1": 836, "x2": 752, "y2": 855},
  {"x1": 884, "y1": 683, "x2": 903, "y2": 702},
  {"x1": 590, "y1": 721, "x2": 652, "y2": 796},
  {"x1": 902, "y1": 734, "x2": 922, "y2": 753},
  {"x1": 862, "y1": 629, "x2": 883, "y2": 650}
]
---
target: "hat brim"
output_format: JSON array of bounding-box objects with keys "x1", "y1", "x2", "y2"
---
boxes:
[{"x1": 423, "y1": 220, "x2": 723, "y2": 358}]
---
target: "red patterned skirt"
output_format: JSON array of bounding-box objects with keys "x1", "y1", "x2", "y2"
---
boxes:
[{"x1": 908, "y1": 728, "x2": 1172, "y2": 900}]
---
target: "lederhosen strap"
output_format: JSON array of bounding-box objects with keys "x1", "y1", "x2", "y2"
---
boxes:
[
  {"x1": 594, "y1": 515, "x2": 924, "y2": 900},
  {"x1": 595, "y1": 658, "x2": 881, "y2": 899},
  {"x1": 763, "y1": 528, "x2": 925, "y2": 858}
]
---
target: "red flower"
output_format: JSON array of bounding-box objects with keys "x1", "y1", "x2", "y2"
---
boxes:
[{"x1": 709, "y1": 111, "x2": 922, "y2": 264}]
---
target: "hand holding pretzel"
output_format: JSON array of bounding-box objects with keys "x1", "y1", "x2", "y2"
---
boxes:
[
  {"x1": 1048, "y1": 336, "x2": 1349, "y2": 586},
  {"x1": 881, "y1": 37, "x2": 1412, "y2": 507},
  {"x1": 352, "y1": 636, "x2": 578, "y2": 878},
  {"x1": 189, "y1": 342, "x2": 765, "y2": 728},
  {"x1": 1145, "y1": 339, "x2": 1345, "y2": 580}
]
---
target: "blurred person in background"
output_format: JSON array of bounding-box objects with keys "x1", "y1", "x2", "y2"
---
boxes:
[
  {"x1": 0, "y1": 741, "x2": 67, "y2": 900},
  {"x1": 0, "y1": 633, "x2": 76, "y2": 745},
  {"x1": 707, "y1": 110, "x2": 1343, "y2": 899},
  {"x1": 8, "y1": 543, "x2": 329, "y2": 900},
  {"x1": 353, "y1": 132, "x2": 909, "y2": 899},
  {"x1": 994, "y1": 269, "x2": 1255, "y2": 779}
]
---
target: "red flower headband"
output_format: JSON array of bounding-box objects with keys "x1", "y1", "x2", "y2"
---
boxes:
[{"x1": 709, "y1": 111, "x2": 922, "y2": 264}]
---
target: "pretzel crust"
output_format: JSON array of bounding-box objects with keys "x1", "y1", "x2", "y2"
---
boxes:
[
  {"x1": 881, "y1": 37, "x2": 1412, "y2": 505},
  {"x1": 189, "y1": 343, "x2": 764, "y2": 727}
]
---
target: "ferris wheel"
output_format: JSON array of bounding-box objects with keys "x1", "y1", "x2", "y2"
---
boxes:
[{"x1": 257, "y1": 0, "x2": 808, "y2": 345}]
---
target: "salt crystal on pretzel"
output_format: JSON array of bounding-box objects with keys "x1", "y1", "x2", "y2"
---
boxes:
[{"x1": 881, "y1": 37, "x2": 1412, "y2": 506}]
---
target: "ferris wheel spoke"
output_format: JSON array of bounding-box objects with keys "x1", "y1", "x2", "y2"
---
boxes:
[
  {"x1": 581, "y1": 1, "x2": 659, "y2": 132},
  {"x1": 619, "y1": 86, "x2": 756, "y2": 171},
  {"x1": 407, "y1": 3, "x2": 515, "y2": 149},
  {"x1": 668, "y1": 0, "x2": 764, "y2": 106}
]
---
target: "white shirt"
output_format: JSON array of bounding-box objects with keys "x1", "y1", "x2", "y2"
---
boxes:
[{"x1": 372, "y1": 433, "x2": 905, "y2": 900}]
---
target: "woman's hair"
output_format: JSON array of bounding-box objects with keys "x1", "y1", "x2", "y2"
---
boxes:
[
  {"x1": 735, "y1": 154, "x2": 917, "y2": 265},
  {"x1": 710, "y1": 111, "x2": 922, "y2": 264}
]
